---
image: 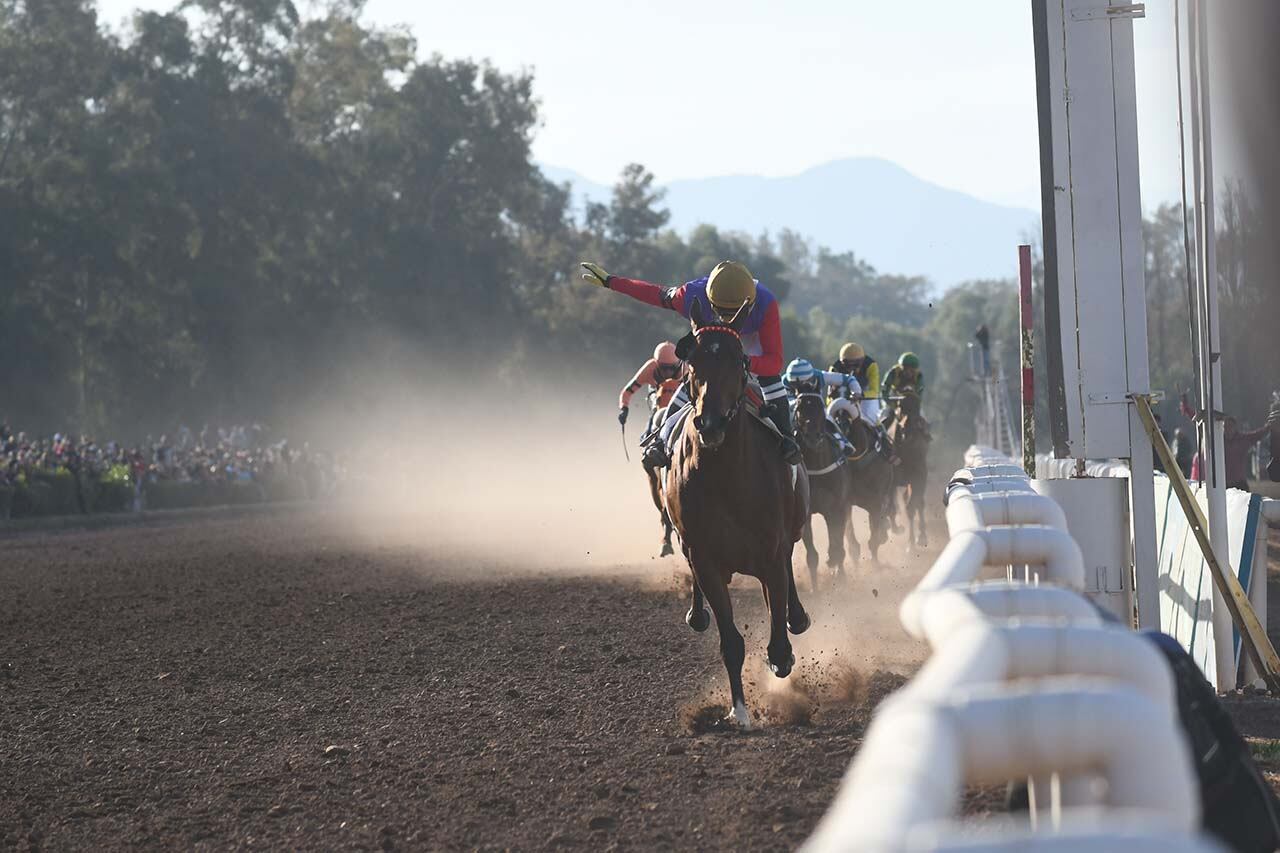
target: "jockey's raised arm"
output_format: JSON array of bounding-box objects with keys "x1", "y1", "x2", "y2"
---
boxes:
[
  {"x1": 601, "y1": 276, "x2": 784, "y2": 378},
  {"x1": 581, "y1": 260, "x2": 799, "y2": 465}
]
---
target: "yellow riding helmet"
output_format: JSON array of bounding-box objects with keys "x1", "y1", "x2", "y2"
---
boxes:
[
  {"x1": 839, "y1": 342, "x2": 865, "y2": 362},
  {"x1": 706, "y1": 261, "x2": 757, "y2": 318},
  {"x1": 653, "y1": 341, "x2": 678, "y2": 365}
]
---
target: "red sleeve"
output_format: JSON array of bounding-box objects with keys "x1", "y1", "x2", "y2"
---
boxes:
[
  {"x1": 620, "y1": 360, "x2": 656, "y2": 408},
  {"x1": 1238, "y1": 425, "x2": 1271, "y2": 442},
  {"x1": 608, "y1": 277, "x2": 685, "y2": 314},
  {"x1": 749, "y1": 301, "x2": 783, "y2": 376}
]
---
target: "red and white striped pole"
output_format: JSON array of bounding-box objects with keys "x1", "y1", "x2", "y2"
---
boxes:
[{"x1": 1018, "y1": 244, "x2": 1036, "y2": 477}]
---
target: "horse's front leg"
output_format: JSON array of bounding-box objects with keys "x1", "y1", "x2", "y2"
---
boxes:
[
  {"x1": 763, "y1": 562, "x2": 794, "y2": 679},
  {"x1": 824, "y1": 508, "x2": 847, "y2": 575},
  {"x1": 914, "y1": 487, "x2": 929, "y2": 548},
  {"x1": 845, "y1": 506, "x2": 862, "y2": 563},
  {"x1": 685, "y1": 575, "x2": 710, "y2": 632},
  {"x1": 698, "y1": 567, "x2": 750, "y2": 727},
  {"x1": 801, "y1": 518, "x2": 819, "y2": 589},
  {"x1": 786, "y1": 552, "x2": 810, "y2": 635}
]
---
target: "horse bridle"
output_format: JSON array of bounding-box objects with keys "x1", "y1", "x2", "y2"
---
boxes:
[{"x1": 690, "y1": 325, "x2": 749, "y2": 426}]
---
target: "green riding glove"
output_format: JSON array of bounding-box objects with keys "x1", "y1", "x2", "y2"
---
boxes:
[{"x1": 580, "y1": 262, "x2": 611, "y2": 288}]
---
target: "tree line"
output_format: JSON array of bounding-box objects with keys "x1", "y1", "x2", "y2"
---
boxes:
[{"x1": 2, "y1": 1, "x2": 1274, "y2": 455}]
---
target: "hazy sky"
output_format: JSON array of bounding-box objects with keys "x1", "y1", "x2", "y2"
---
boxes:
[{"x1": 96, "y1": 0, "x2": 1194, "y2": 211}]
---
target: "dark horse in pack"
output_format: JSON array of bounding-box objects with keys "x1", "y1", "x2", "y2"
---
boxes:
[
  {"x1": 662, "y1": 300, "x2": 811, "y2": 728},
  {"x1": 793, "y1": 393, "x2": 853, "y2": 587},
  {"x1": 827, "y1": 400, "x2": 896, "y2": 564},
  {"x1": 888, "y1": 389, "x2": 930, "y2": 547}
]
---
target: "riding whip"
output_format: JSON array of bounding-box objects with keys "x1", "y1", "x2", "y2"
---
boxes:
[{"x1": 621, "y1": 422, "x2": 630, "y2": 462}]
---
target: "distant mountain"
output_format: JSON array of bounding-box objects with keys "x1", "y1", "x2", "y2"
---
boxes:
[{"x1": 541, "y1": 158, "x2": 1040, "y2": 289}]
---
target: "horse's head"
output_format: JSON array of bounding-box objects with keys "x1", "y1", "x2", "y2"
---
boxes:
[
  {"x1": 898, "y1": 389, "x2": 922, "y2": 418},
  {"x1": 681, "y1": 299, "x2": 750, "y2": 450},
  {"x1": 792, "y1": 394, "x2": 828, "y2": 448}
]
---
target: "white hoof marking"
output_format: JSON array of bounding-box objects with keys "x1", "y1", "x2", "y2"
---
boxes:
[{"x1": 731, "y1": 700, "x2": 752, "y2": 730}]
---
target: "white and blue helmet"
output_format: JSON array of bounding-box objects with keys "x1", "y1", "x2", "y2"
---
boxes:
[{"x1": 784, "y1": 358, "x2": 822, "y2": 394}]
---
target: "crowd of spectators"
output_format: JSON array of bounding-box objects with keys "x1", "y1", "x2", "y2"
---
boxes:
[{"x1": 0, "y1": 421, "x2": 344, "y2": 518}]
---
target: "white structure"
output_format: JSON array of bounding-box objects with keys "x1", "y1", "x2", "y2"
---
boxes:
[
  {"x1": 803, "y1": 447, "x2": 1222, "y2": 852},
  {"x1": 1033, "y1": 0, "x2": 1161, "y2": 628}
]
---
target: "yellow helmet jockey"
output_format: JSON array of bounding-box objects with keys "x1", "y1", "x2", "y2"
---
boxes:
[
  {"x1": 705, "y1": 261, "x2": 757, "y2": 320},
  {"x1": 839, "y1": 342, "x2": 865, "y2": 363}
]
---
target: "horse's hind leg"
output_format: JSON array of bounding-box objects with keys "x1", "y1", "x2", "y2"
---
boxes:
[
  {"x1": 661, "y1": 517, "x2": 674, "y2": 557},
  {"x1": 763, "y1": 566, "x2": 794, "y2": 679},
  {"x1": 786, "y1": 552, "x2": 810, "y2": 635},
  {"x1": 686, "y1": 576, "x2": 710, "y2": 632},
  {"x1": 698, "y1": 570, "x2": 750, "y2": 728}
]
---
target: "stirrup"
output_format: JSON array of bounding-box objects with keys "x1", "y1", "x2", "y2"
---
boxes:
[{"x1": 642, "y1": 441, "x2": 670, "y2": 472}]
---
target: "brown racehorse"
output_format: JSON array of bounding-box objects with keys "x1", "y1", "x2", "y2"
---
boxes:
[
  {"x1": 888, "y1": 390, "x2": 930, "y2": 546},
  {"x1": 663, "y1": 301, "x2": 811, "y2": 728},
  {"x1": 830, "y1": 405, "x2": 896, "y2": 563},
  {"x1": 793, "y1": 394, "x2": 851, "y2": 587}
]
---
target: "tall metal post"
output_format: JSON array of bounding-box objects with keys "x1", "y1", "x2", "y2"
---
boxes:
[
  {"x1": 1019, "y1": 245, "x2": 1036, "y2": 477},
  {"x1": 1187, "y1": 0, "x2": 1232, "y2": 684}
]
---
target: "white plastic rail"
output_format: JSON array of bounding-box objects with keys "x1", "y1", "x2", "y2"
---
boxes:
[{"x1": 803, "y1": 446, "x2": 1222, "y2": 852}]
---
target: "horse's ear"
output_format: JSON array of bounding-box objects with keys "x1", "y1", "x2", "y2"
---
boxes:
[
  {"x1": 675, "y1": 332, "x2": 696, "y2": 361},
  {"x1": 688, "y1": 298, "x2": 706, "y2": 330},
  {"x1": 726, "y1": 299, "x2": 751, "y2": 331}
]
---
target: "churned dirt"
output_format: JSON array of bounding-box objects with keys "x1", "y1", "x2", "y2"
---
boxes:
[
  {"x1": 0, "y1": 504, "x2": 934, "y2": 851},
  {"x1": 5, "y1": 447, "x2": 1277, "y2": 851}
]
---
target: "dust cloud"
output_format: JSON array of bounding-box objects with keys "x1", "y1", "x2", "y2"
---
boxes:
[
  {"x1": 297, "y1": 375, "x2": 942, "y2": 715},
  {"x1": 304, "y1": 379, "x2": 678, "y2": 572}
]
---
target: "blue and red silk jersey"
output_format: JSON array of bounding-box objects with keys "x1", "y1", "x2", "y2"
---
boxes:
[{"x1": 607, "y1": 275, "x2": 784, "y2": 377}]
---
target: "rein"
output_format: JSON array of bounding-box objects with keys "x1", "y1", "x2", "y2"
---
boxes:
[{"x1": 806, "y1": 459, "x2": 843, "y2": 477}]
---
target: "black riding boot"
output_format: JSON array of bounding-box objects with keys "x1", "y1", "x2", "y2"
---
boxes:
[
  {"x1": 766, "y1": 400, "x2": 803, "y2": 465},
  {"x1": 641, "y1": 436, "x2": 669, "y2": 472}
]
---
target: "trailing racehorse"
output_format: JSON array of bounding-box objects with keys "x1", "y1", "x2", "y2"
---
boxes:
[
  {"x1": 887, "y1": 390, "x2": 930, "y2": 546},
  {"x1": 793, "y1": 394, "x2": 851, "y2": 588},
  {"x1": 829, "y1": 400, "x2": 895, "y2": 563},
  {"x1": 663, "y1": 301, "x2": 810, "y2": 728}
]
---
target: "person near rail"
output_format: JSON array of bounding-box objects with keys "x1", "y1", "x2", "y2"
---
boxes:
[
  {"x1": 1179, "y1": 392, "x2": 1279, "y2": 489},
  {"x1": 580, "y1": 259, "x2": 800, "y2": 467}
]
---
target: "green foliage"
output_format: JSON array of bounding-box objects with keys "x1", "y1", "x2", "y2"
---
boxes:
[{"x1": 2, "y1": 0, "x2": 1275, "y2": 455}]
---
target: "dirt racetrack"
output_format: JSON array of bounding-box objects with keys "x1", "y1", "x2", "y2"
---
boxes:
[{"x1": 0, "y1": 504, "x2": 942, "y2": 851}]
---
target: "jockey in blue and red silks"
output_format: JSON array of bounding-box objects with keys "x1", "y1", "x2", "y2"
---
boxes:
[{"x1": 580, "y1": 259, "x2": 800, "y2": 470}]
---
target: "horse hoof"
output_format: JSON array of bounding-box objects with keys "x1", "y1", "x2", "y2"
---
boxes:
[
  {"x1": 769, "y1": 653, "x2": 795, "y2": 679},
  {"x1": 788, "y1": 610, "x2": 811, "y2": 636},
  {"x1": 918, "y1": 535, "x2": 928, "y2": 548},
  {"x1": 728, "y1": 701, "x2": 752, "y2": 730},
  {"x1": 685, "y1": 607, "x2": 711, "y2": 632},
  {"x1": 660, "y1": 541, "x2": 674, "y2": 557}
]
